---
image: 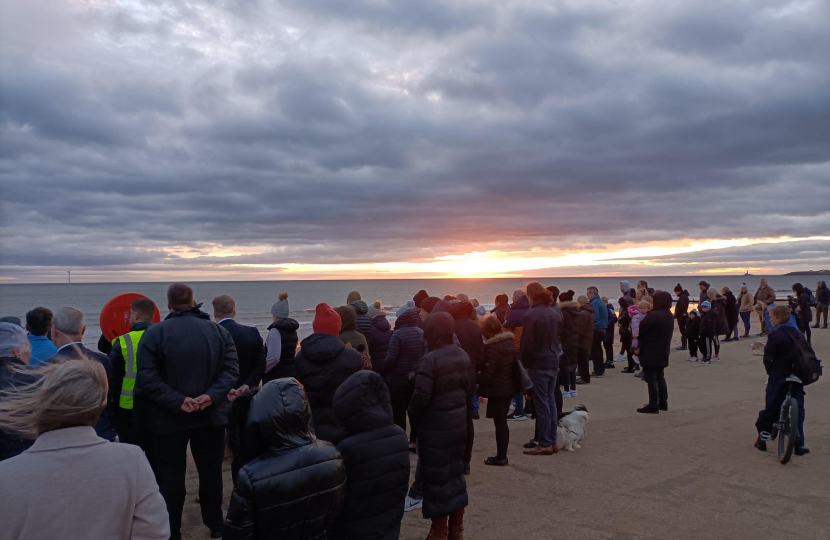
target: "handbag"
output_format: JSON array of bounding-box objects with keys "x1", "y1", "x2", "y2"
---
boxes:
[{"x1": 514, "y1": 360, "x2": 533, "y2": 394}]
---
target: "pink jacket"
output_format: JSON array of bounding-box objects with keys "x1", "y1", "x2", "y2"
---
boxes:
[{"x1": 629, "y1": 305, "x2": 646, "y2": 339}]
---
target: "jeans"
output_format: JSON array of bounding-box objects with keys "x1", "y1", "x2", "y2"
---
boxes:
[
  {"x1": 489, "y1": 397, "x2": 511, "y2": 459},
  {"x1": 529, "y1": 368, "x2": 559, "y2": 447},
  {"x1": 471, "y1": 392, "x2": 480, "y2": 412},
  {"x1": 740, "y1": 311, "x2": 752, "y2": 334},
  {"x1": 513, "y1": 393, "x2": 526, "y2": 415},
  {"x1": 643, "y1": 367, "x2": 668, "y2": 408},
  {"x1": 591, "y1": 329, "x2": 606, "y2": 375},
  {"x1": 755, "y1": 372, "x2": 806, "y2": 447},
  {"x1": 151, "y1": 426, "x2": 225, "y2": 539}
]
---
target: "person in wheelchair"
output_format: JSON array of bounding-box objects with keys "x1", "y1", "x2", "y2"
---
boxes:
[{"x1": 754, "y1": 305, "x2": 808, "y2": 455}]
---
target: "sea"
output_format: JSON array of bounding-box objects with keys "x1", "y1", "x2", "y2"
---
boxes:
[{"x1": 0, "y1": 275, "x2": 818, "y2": 348}]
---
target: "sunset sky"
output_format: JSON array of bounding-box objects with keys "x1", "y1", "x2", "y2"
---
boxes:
[{"x1": 1, "y1": 1, "x2": 828, "y2": 283}]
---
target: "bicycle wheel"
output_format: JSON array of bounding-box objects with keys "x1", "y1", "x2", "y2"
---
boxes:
[{"x1": 778, "y1": 397, "x2": 799, "y2": 465}]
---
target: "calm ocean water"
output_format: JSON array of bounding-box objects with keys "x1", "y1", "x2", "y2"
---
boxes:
[{"x1": 0, "y1": 275, "x2": 815, "y2": 347}]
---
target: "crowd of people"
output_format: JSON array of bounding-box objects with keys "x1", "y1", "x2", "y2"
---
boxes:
[{"x1": 0, "y1": 276, "x2": 824, "y2": 540}]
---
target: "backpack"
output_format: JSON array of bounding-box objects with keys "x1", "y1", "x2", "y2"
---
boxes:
[
  {"x1": 789, "y1": 332, "x2": 822, "y2": 386},
  {"x1": 809, "y1": 293, "x2": 818, "y2": 308}
]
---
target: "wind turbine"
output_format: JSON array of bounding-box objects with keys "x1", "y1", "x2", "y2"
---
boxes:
[{"x1": 67, "y1": 269, "x2": 72, "y2": 284}]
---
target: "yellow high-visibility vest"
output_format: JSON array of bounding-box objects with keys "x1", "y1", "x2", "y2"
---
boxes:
[{"x1": 114, "y1": 330, "x2": 145, "y2": 410}]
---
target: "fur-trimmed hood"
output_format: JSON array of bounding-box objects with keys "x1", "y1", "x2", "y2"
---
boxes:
[
  {"x1": 559, "y1": 300, "x2": 579, "y2": 309},
  {"x1": 483, "y1": 331, "x2": 514, "y2": 345}
]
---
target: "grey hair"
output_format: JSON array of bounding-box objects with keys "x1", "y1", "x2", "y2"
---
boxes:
[
  {"x1": 0, "y1": 322, "x2": 31, "y2": 357},
  {"x1": 512, "y1": 288, "x2": 526, "y2": 301},
  {"x1": 0, "y1": 359, "x2": 108, "y2": 438},
  {"x1": 53, "y1": 307, "x2": 85, "y2": 335},
  {"x1": 587, "y1": 286, "x2": 599, "y2": 295}
]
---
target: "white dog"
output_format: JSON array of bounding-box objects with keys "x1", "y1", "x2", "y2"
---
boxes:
[{"x1": 557, "y1": 404, "x2": 589, "y2": 452}]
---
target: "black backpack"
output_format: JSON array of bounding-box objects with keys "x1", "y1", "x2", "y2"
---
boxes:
[{"x1": 789, "y1": 332, "x2": 822, "y2": 386}]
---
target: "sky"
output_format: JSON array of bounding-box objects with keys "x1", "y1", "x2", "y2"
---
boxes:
[{"x1": 1, "y1": 0, "x2": 829, "y2": 283}]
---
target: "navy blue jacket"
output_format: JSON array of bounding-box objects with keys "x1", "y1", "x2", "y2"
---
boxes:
[
  {"x1": 54, "y1": 343, "x2": 116, "y2": 441},
  {"x1": 219, "y1": 319, "x2": 266, "y2": 388},
  {"x1": 383, "y1": 309, "x2": 424, "y2": 387},
  {"x1": 520, "y1": 305, "x2": 562, "y2": 370},
  {"x1": 350, "y1": 301, "x2": 373, "y2": 348},
  {"x1": 504, "y1": 295, "x2": 530, "y2": 330},
  {"x1": 764, "y1": 324, "x2": 802, "y2": 377},
  {"x1": 369, "y1": 316, "x2": 392, "y2": 374}
]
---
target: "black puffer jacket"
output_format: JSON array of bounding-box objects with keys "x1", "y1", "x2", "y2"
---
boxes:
[
  {"x1": 558, "y1": 301, "x2": 580, "y2": 371},
  {"x1": 477, "y1": 333, "x2": 517, "y2": 398},
  {"x1": 686, "y1": 315, "x2": 701, "y2": 340},
  {"x1": 638, "y1": 292, "x2": 674, "y2": 370},
  {"x1": 618, "y1": 298, "x2": 633, "y2": 342},
  {"x1": 369, "y1": 316, "x2": 392, "y2": 374},
  {"x1": 350, "y1": 301, "x2": 373, "y2": 348},
  {"x1": 383, "y1": 309, "x2": 424, "y2": 387},
  {"x1": 137, "y1": 305, "x2": 239, "y2": 435},
  {"x1": 792, "y1": 284, "x2": 813, "y2": 324},
  {"x1": 264, "y1": 318, "x2": 300, "y2": 382},
  {"x1": 0, "y1": 357, "x2": 35, "y2": 461},
  {"x1": 223, "y1": 379, "x2": 346, "y2": 540},
  {"x1": 295, "y1": 333, "x2": 363, "y2": 444},
  {"x1": 724, "y1": 291, "x2": 738, "y2": 324},
  {"x1": 450, "y1": 302, "x2": 482, "y2": 393},
  {"x1": 763, "y1": 325, "x2": 802, "y2": 377},
  {"x1": 329, "y1": 371, "x2": 410, "y2": 540},
  {"x1": 713, "y1": 295, "x2": 729, "y2": 335},
  {"x1": 408, "y1": 313, "x2": 469, "y2": 519},
  {"x1": 675, "y1": 290, "x2": 690, "y2": 319}
]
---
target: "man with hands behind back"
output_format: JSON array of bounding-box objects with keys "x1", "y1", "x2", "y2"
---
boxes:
[{"x1": 137, "y1": 283, "x2": 239, "y2": 540}]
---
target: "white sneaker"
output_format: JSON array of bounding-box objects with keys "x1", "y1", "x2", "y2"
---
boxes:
[
  {"x1": 404, "y1": 495, "x2": 423, "y2": 512},
  {"x1": 633, "y1": 355, "x2": 640, "y2": 363},
  {"x1": 563, "y1": 390, "x2": 572, "y2": 398},
  {"x1": 570, "y1": 389, "x2": 578, "y2": 397},
  {"x1": 613, "y1": 354, "x2": 626, "y2": 363},
  {"x1": 713, "y1": 355, "x2": 721, "y2": 361},
  {"x1": 687, "y1": 356, "x2": 698, "y2": 362}
]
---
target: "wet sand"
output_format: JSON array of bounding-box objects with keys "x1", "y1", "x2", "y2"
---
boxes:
[{"x1": 181, "y1": 318, "x2": 830, "y2": 540}]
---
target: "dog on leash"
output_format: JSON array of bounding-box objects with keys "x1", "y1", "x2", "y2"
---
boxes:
[{"x1": 557, "y1": 404, "x2": 589, "y2": 452}]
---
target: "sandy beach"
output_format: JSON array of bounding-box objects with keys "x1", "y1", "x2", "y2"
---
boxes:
[{"x1": 180, "y1": 317, "x2": 830, "y2": 540}]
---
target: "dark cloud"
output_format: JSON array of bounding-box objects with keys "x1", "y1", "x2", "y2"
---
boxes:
[{"x1": 1, "y1": 0, "x2": 829, "y2": 282}]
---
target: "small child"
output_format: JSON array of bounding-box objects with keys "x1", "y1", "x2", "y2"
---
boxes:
[
  {"x1": 630, "y1": 300, "x2": 650, "y2": 363},
  {"x1": 699, "y1": 300, "x2": 716, "y2": 364},
  {"x1": 686, "y1": 309, "x2": 701, "y2": 362}
]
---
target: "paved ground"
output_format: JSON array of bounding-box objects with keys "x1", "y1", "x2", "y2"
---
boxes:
[{"x1": 183, "y1": 320, "x2": 830, "y2": 540}]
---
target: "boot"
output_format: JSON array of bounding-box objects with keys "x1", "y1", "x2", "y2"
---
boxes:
[
  {"x1": 449, "y1": 525, "x2": 465, "y2": 540},
  {"x1": 425, "y1": 526, "x2": 449, "y2": 540}
]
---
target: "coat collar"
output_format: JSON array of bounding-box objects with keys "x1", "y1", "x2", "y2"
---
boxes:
[
  {"x1": 484, "y1": 331, "x2": 514, "y2": 345},
  {"x1": 27, "y1": 426, "x2": 106, "y2": 453}
]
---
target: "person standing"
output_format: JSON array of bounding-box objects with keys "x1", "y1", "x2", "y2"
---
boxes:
[
  {"x1": 521, "y1": 283, "x2": 562, "y2": 456},
  {"x1": 109, "y1": 297, "x2": 156, "y2": 448},
  {"x1": 212, "y1": 295, "x2": 266, "y2": 398},
  {"x1": 722, "y1": 287, "x2": 738, "y2": 342},
  {"x1": 383, "y1": 308, "x2": 424, "y2": 446},
  {"x1": 347, "y1": 291, "x2": 373, "y2": 348},
  {"x1": 619, "y1": 280, "x2": 637, "y2": 304},
  {"x1": 575, "y1": 294, "x2": 594, "y2": 384},
  {"x1": 137, "y1": 283, "x2": 238, "y2": 540},
  {"x1": 617, "y1": 297, "x2": 638, "y2": 373},
  {"x1": 558, "y1": 292, "x2": 581, "y2": 394},
  {"x1": 449, "y1": 301, "x2": 482, "y2": 473},
  {"x1": 791, "y1": 283, "x2": 813, "y2": 344},
  {"x1": 477, "y1": 316, "x2": 518, "y2": 466},
  {"x1": 698, "y1": 281, "x2": 710, "y2": 309},
  {"x1": 51, "y1": 307, "x2": 116, "y2": 441},
  {"x1": 25, "y1": 307, "x2": 57, "y2": 366},
  {"x1": 738, "y1": 284, "x2": 753, "y2": 338},
  {"x1": 673, "y1": 285, "x2": 690, "y2": 351},
  {"x1": 602, "y1": 297, "x2": 617, "y2": 370},
  {"x1": 754, "y1": 278, "x2": 777, "y2": 335},
  {"x1": 295, "y1": 303, "x2": 363, "y2": 444},
  {"x1": 223, "y1": 379, "x2": 347, "y2": 539},
  {"x1": 0, "y1": 359, "x2": 170, "y2": 540},
  {"x1": 814, "y1": 281, "x2": 828, "y2": 329},
  {"x1": 587, "y1": 286, "x2": 608, "y2": 377},
  {"x1": 408, "y1": 312, "x2": 469, "y2": 540},
  {"x1": 491, "y1": 293, "x2": 510, "y2": 323},
  {"x1": 368, "y1": 301, "x2": 392, "y2": 373},
  {"x1": 263, "y1": 292, "x2": 300, "y2": 382},
  {"x1": 636, "y1": 291, "x2": 674, "y2": 414},
  {"x1": 504, "y1": 289, "x2": 530, "y2": 420}
]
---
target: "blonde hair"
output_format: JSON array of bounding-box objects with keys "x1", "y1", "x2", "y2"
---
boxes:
[
  {"x1": 0, "y1": 359, "x2": 108, "y2": 438},
  {"x1": 638, "y1": 300, "x2": 651, "y2": 311},
  {"x1": 720, "y1": 286, "x2": 731, "y2": 295},
  {"x1": 643, "y1": 295, "x2": 654, "y2": 309},
  {"x1": 707, "y1": 288, "x2": 717, "y2": 302},
  {"x1": 635, "y1": 288, "x2": 647, "y2": 300},
  {"x1": 769, "y1": 305, "x2": 791, "y2": 322}
]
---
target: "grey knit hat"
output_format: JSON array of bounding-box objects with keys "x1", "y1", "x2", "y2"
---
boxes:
[{"x1": 271, "y1": 292, "x2": 289, "y2": 318}]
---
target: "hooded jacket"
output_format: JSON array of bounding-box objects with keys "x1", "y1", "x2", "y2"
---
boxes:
[
  {"x1": 686, "y1": 314, "x2": 701, "y2": 340},
  {"x1": 713, "y1": 295, "x2": 729, "y2": 334},
  {"x1": 699, "y1": 308, "x2": 717, "y2": 339},
  {"x1": 675, "y1": 290, "x2": 690, "y2": 319},
  {"x1": 408, "y1": 313, "x2": 469, "y2": 519},
  {"x1": 638, "y1": 291, "x2": 674, "y2": 370},
  {"x1": 294, "y1": 333, "x2": 363, "y2": 444},
  {"x1": 520, "y1": 304, "x2": 562, "y2": 370},
  {"x1": 383, "y1": 309, "x2": 424, "y2": 387},
  {"x1": 558, "y1": 301, "x2": 580, "y2": 371},
  {"x1": 629, "y1": 305, "x2": 646, "y2": 340},
  {"x1": 329, "y1": 372, "x2": 410, "y2": 540},
  {"x1": 335, "y1": 305, "x2": 369, "y2": 354},
  {"x1": 450, "y1": 301, "x2": 483, "y2": 393},
  {"x1": 350, "y1": 300, "x2": 373, "y2": 348},
  {"x1": 504, "y1": 295, "x2": 530, "y2": 352},
  {"x1": 576, "y1": 302, "x2": 595, "y2": 351},
  {"x1": 763, "y1": 324, "x2": 804, "y2": 377},
  {"x1": 791, "y1": 283, "x2": 813, "y2": 324},
  {"x1": 478, "y1": 332, "x2": 518, "y2": 398},
  {"x1": 224, "y1": 379, "x2": 346, "y2": 540},
  {"x1": 136, "y1": 305, "x2": 239, "y2": 435},
  {"x1": 369, "y1": 315, "x2": 392, "y2": 374},
  {"x1": 264, "y1": 318, "x2": 300, "y2": 382},
  {"x1": 724, "y1": 291, "x2": 738, "y2": 325},
  {"x1": 817, "y1": 281, "x2": 829, "y2": 305}
]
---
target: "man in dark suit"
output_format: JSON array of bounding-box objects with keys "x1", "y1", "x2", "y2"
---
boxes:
[
  {"x1": 212, "y1": 294, "x2": 266, "y2": 400},
  {"x1": 51, "y1": 307, "x2": 116, "y2": 441}
]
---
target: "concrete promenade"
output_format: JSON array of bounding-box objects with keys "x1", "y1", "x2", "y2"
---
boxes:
[{"x1": 183, "y1": 321, "x2": 830, "y2": 540}]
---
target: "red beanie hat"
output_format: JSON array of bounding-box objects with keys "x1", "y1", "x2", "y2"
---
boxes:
[{"x1": 313, "y1": 303, "x2": 341, "y2": 336}]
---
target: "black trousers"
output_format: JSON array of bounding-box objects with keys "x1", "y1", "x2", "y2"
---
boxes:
[
  {"x1": 688, "y1": 338, "x2": 699, "y2": 358},
  {"x1": 387, "y1": 383, "x2": 415, "y2": 434},
  {"x1": 151, "y1": 426, "x2": 225, "y2": 539},
  {"x1": 562, "y1": 371, "x2": 577, "y2": 391},
  {"x1": 464, "y1": 396, "x2": 475, "y2": 465},
  {"x1": 488, "y1": 397, "x2": 511, "y2": 459},
  {"x1": 603, "y1": 341, "x2": 614, "y2": 363},
  {"x1": 554, "y1": 369, "x2": 563, "y2": 420},
  {"x1": 676, "y1": 314, "x2": 688, "y2": 347},
  {"x1": 643, "y1": 367, "x2": 668, "y2": 408},
  {"x1": 591, "y1": 329, "x2": 606, "y2": 375},
  {"x1": 797, "y1": 317, "x2": 812, "y2": 344},
  {"x1": 577, "y1": 348, "x2": 590, "y2": 381}
]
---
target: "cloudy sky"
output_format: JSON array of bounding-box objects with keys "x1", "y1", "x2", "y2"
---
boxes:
[{"x1": 1, "y1": 0, "x2": 828, "y2": 283}]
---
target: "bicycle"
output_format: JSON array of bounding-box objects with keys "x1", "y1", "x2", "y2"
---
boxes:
[{"x1": 763, "y1": 373, "x2": 802, "y2": 465}]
